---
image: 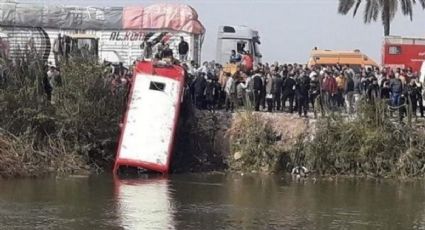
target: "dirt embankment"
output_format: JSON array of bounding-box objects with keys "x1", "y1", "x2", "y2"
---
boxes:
[{"x1": 172, "y1": 106, "x2": 313, "y2": 173}]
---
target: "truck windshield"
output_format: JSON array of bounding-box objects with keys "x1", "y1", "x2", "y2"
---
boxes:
[{"x1": 76, "y1": 39, "x2": 96, "y2": 54}]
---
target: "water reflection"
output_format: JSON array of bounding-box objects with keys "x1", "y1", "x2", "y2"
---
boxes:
[
  {"x1": 114, "y1": 176, "x2": 176, "y2": 230},
  {"x1": 1, "y1": 174, "x2": 425, "y2": 229}
]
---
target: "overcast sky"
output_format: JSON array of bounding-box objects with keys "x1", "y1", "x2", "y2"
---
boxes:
[{"x1": 20, "y1": 0, "x2": 425, "y2": 63}]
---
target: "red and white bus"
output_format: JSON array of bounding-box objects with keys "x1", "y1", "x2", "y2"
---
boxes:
[{"x1": 113, "y1": 60, "x2": 185, "y2": 174}]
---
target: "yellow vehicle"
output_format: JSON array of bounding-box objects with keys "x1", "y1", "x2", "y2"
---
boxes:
[
  {"x1": 222, "y1": 63, "x2": 239, "y2": 75},
  {"x1": 307, "y1": 49, "x2": 378, "y2": 68}
]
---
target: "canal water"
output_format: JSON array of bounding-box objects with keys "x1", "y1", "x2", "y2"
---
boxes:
[{"x1": 1, "y1": 173, "x2": 425, "y2": 230}]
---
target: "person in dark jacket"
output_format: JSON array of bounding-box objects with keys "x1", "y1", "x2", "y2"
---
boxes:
[
  {"x1": 344, "y1": 72, "x2": 355, "y2": 114},
  {"x1": 205, "y1": 78, "x2": 220, "y2": 111},
  {"x1": 282, "y1": 71, "x2": 296, "y2": 113},
  {"x1": 295, "y1": 71, "x2": 310, "y2": 117},
  {"x1": 272, "y1": 68, "x2": 283, "y2": 111},
  {"x1": 162, "y1": 44, "x2": 173, "y2": 59},
  {"x1": 409, "y1": 77, "x2": 424, "y2": 117},
  {"x1": 366, "y1": 75, "x2": 379, "y2": 103},
  {"x1": 178, "y1": 36, "x2": 189, "y2": 62},
  {"x1": 380, "y1": 77, "x2": 391, "y2": 100},
  {"x1": 43, "y1": 67, "x2": 52, "y2": 102},
  {"x1": 191, "y1": 72, "x2": 207, "y2": 109},
  {"x1": 252, "y1": 71, "x2": 264, "y2": 111}
]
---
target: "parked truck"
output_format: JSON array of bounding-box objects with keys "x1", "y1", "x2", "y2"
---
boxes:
[
  {"x1": 382, "y1": 35, "x2": 425, "y2": 72},
  {"x1": 216, "y1": 25, "x2": 262, "y2": 66},
  {"x1": 0, "y1": 2, "x2": 205, "y2": 66}
]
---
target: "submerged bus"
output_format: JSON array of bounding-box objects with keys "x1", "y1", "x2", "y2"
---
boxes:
[{"x1": 113, "y1": 60, "x2": 185, "y2": 174}]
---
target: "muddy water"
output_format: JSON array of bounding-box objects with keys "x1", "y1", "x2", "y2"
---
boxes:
[{"x1": 1, "y1": 174, "x2": 425, "y2": 230}]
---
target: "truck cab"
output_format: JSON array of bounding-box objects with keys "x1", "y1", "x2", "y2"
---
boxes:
[
  {"x1": 64, "y1": 34, "x2": 99, "y2": 59},
  {"x1": 216, "y1": 25, "x2": 262, "y2": 66}
]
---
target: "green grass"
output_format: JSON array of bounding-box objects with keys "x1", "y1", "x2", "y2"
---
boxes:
[{"x1": 0, "y1": 55, "x2": 127, "y2": 177}]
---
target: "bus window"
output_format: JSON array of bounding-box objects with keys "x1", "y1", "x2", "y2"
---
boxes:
[{"x1": 149, "y1": 81, "x2": 166, "y2": 92}]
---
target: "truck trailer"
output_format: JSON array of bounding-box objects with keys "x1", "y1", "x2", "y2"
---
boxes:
[
  {"x1": 382, "y1": 35, "x2": 425, "y2": 72},
  {"x1": 0, "y1": 2, "x2": 205, "y2": 66}
]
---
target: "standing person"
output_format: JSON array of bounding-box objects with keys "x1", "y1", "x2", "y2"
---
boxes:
[
  {"x1": 252, "y1": 70, "x2": 263, "y2": 111},
  {"x1": 309, "y1": 70, "x2": 320, "y2": 115},
  {"x1": 335, "y1": 71, "x2": 346, "y2": 108},
  {"x1": 272, "y1": 68, "x2": 283, "y2": 111},
  {"x1": 242, "y1": 72, "x2": 254, "y2": 109},
  {"x1": 141, "y1": 39, "x2": 153, "y2": 59},
  {"x1": 205, "y1": 75, "x2": 221, "y2": 111},
  {"x1": 197, "y1": 61, "x2": 210, "y2": 77},
  {"x1": 225, "y1": 74, "x2": 237, "y2": 112},
  {"x1": 47, "y1": 66, "x2": 61, "y2": 104},
  {"x1": 366, "y1": 75, "x2": 379, "y2": 103},
  {"x1": 344, "y1": 71, "x2": 355, "y2": 114},
  {"x1": 265, "y1": 72, "x2": 274, "y2": 112},
  {"x1": 390, "y1": 73, "x2": 403, "y2": 107},
  {"x1": 236, "y1": 79, "x2": 245, "y2": 107},
  {"x1": 380, "y1": 77, "x2": 391, "y2": 101},
  {"x1": 178, "y1": 36, "x2": 189, "y2": 62},
  {"x1": 241, "y1": 51, "x2": 254, "y2": 72},
  {"x1": 282, "y1": 71, "x2": 296, "y2": 113},
  {"x1": 375, "y1": 67, "x2": 384, "y2": 87},
  {"x1": 43, "y1": 67, "x2": 53, "y2": 102},
  {"x1": 295, "y1": 71, "x2": 310, "y2": 117},
  {"x1": 260, "y1": 70, "x2": 267, "y2": 110},
  {"x1": 322, "y1": 72, "x2": 337, "y2": 110},
  {"x1": 352, "y1": 72, "x2": 362, "y2": 112},
  {"x1": 192, "y1": 72, "x2": 207, "y2": 109},
  {"x1": 153, "y1": 41, "x2": 165, "y2": 59},
  {"x1": 162, "y1": 44, "x2": 173, "y2": 60},
  {"x1": 409, "y1": 77, "x2": 424, "y2": 117}
]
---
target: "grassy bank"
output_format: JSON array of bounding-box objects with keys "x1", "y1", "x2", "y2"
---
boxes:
[
  {"x1": 0, "y1": 56, "x2": 127, "y2": 178},
  {"x1": 301, "y1": 101, "x2": 425, "y2": 178},
  {"x1": 228, "y1": 101, "x2": 425, "y2": 178}
]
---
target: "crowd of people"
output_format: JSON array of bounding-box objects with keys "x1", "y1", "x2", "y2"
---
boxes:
[
  {"x1": 185, "y1": 60, "x2": 425, "y2": 120},
  {"x1": 4, "y1": 33, "x2": 423, "y2": 123}
]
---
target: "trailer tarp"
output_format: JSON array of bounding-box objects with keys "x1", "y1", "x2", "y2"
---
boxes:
[{"x1": 0, "y1": 2, "x2": 205, "y2": 34}]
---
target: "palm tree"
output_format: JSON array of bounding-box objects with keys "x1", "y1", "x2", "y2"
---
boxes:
[{"x1": 338, "y1": 0, "x2": 425, "y2": 36}]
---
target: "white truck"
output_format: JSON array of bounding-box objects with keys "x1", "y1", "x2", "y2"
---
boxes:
[{"x1": 216, "y1": 25, "x2": 262, "y2": 66}]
